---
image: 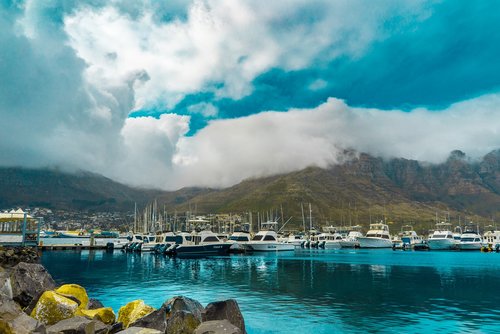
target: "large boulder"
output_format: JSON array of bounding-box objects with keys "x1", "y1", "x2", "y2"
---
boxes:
[
  {"x1": 129, "y1": 306, "x2": 167, "y2": 332},
  {"x1": 163, "y1": 296, "x2": 204, "y2": 322},
  {"x1": 165, "y1": 310, "x2": 200, "y2": 334},
  {"x1": 195, "y1": 320, "x2": 242, "y2": 334},
  {"x1": 77, "y1": 307, "x2": 116, "y2": 325},
  {"x1": 30, "y1": 290, "x2": 79, "y2": 325},
  {"x1": 0, "y1": 295, "x2": 45, "y2": 334},
  {"x1": 202, "y1": 299, "x2": 245, "y2": 334},
  {"x1": 10, "y1": 262, "x2": 56, "y2": 308},
  {"x1": 56, "y1": 284, "x2": 89, "y2": 309},
  {"x1": 117, "y1": 300, "x2": 155, "y2": 328},
  {"x1": 46, "y1": 316, "x2": 109, "y2": 334}
]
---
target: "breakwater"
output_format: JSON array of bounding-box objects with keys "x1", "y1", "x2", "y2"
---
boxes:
[{"x1": 0, "y1": 246, "x2": 247, "y2": 334}]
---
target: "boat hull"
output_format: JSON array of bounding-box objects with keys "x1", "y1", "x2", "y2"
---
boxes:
[
  {"x1": 175, "y1": 243, "x2": 232, "y2": 257},
  {"x1": 339, "y1": 240, "x2": 359, "y2": 248},
  {"x1": 458, "y1": 242, "x2": 482, "y2": 250},
  {"x1": 245, "y1": 242, "x2": 295, "y2": 252},
  {"x1": 358, "y1": 237, "x2": 392, "y2": 248},
  {"x1": 323, "y1": 241, "x2": 342, "y2": 249},
  {"x1": 427, "y1": 239, "x2": 458, "y2": 250}
]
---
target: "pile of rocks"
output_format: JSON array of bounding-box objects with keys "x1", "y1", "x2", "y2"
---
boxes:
[
  {"x1": 0, "y1": 246, "x2": 39, "y2": 267},
  {"x1": 0, "y1": 261, "x2": 246, "y2": 334}
]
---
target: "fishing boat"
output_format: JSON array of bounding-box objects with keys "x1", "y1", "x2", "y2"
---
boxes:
[
  {"x1": 173, "y1": 230, "x2": 232, "y2": 257},
  {"x1": 399, "y1": 225, "x2": 423, "y2": 248},
  {"x1": 245, "y1": 222, "x2": 295, "y2": 252},
  {"x1": 427, "y1": 222, "x2": 458, "y2": 250},
  {"x1": 318, "y1": 226, "x2": 343, "y2": 249},
  {"x1": 56, "y1": 229, "x2": 91, "y2": 238},
  {"x1": 458, "y1": 224, "x2": 483, "y2": 250},
  {"x1": 483, "y1": 225, "x2": 500, "y2": 248},
  {"x1": 357, "y1": 222, "x2": 393, "y2": 248},
  {"x1": 227, "y1": 231, "x2": 251, "y2": 252},
  {"x1": 339, "y1": 226, "x2": 363, "y2": 248},
  {"x1": 284, "y1": 233, "x2": 306, "y2": 247}
]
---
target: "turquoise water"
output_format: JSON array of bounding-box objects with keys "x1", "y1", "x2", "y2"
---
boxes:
[{"x1": 41, "y1": 249, "x2": 500, "y2": 333}]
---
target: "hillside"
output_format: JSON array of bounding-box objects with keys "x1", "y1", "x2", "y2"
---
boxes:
[
  {"x1": 0, "y1": 167, "x2": 162, "y2": 211},
  {"x1": 157, "y1": 150, "x2": 500, "y2": 232}
]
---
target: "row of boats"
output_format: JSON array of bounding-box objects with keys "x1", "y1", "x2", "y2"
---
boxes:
[{"x1": 101, "y1": 221, "x2": 500, "y2": 257}]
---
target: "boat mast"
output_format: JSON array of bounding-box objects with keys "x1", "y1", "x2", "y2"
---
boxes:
[
  {"x1": 301, "y1": 203, "x2": 306, "y2": 232},
  {"x1": 309, "y1": 203, "x2": 312, "y2": 231}
]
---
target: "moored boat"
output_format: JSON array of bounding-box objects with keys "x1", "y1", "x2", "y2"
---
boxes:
[
  {"x1": 458, "y1": 224, "x2": 483, "y2": 251},
  {"x1": 427, "y1": 222, "x2": 458, "y2": 250},
  {"x1": 174, "y1": 230, "x2": 232, "y2": 257},
  {"x1": 245, "y1": 222, "x2": 295, "y2": 252},
  {"x1": 357, "y1": 222, "x2": 393, "y2": 248}
]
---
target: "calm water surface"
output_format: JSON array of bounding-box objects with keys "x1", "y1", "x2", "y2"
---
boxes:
[{"x1": 41, "y1": 249, "x2": 500, "y2": 333}]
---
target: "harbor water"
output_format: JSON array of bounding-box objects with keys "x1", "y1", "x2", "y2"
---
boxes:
[{"x1": 41, "y1": 249, "x2": 500, "y2": 333}]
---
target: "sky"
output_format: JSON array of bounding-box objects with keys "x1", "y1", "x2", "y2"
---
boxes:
[{"x1": 1, "y1": 0, "x2": 500, "y2": 189}]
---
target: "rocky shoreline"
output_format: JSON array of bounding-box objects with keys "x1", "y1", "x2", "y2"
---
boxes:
[{"x1": 0, "y1": 246, "x2": 246, "y2": 334}]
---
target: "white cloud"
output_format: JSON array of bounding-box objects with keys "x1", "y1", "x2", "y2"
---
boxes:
[{"x1": 168, "y1": 94, "x2": 500, "y2": 189}]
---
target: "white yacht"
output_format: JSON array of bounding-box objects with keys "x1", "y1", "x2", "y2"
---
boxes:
[
  {"x1": 357, "y1": 223, "x2": 392, "y2": 248},
  {"x1": 458, "y1": 224, "x2": 483, "y2": 250},
  {"x1": 339, "y1": 226, "x2": 363, "y2": 248},
  {"x1": 227, "y1": 231, "x2": 251, "y2": 252},
  {"x1": 483, "y1": 226, "x2": 500, "y2": 248},
  {"x1": 427, "y1": 222, "x2": 458, "y2": 250},
  {"x1": 399, "y1": 225, "x2": 423, "y2": 247},
  {"x1": 284, "y1": 233, "x2": 306, "y2": 247},
  {"x1": 245, "y1": 222, "x2": 295, "y2": 252},
  {"x1": 318, "y1": 226, "x2": 343, "y2": 249},
  {"x1": 174, "y1": 230, "x2": 232, "y2": 256}
]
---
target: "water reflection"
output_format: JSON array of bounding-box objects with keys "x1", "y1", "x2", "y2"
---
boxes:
[{"x1": 42, "y1": 250, "x2": 500, "y2": 334}]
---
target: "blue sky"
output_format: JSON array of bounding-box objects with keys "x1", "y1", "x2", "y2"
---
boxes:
[{"x1": 1, "y1": 0, "x2": 500, "y2": 189}]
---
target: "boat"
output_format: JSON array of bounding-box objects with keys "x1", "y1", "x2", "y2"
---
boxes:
[
  {"x1": 339, "y1": 226, "x2": 363, "y2": 248},
  {"x1": 483, "y1": 226, "x2": 500, "y2": 248},
  {"x1": 357, "y1": 222, "x2": 393, "y2": 248},
  {"x1": 427, "y1": 222, "x2": 458, "y2": 250},
  {"x1": 284, "y1": 233, "x2": 306, "y2": 247},
  {"x1": 56, "y1": 229, "x2": 91, "y2": 238},
  {"x1": 227, "y1": 231, "x2": 251, "y2": 252},
  {"x1": 245, "y1": 222, "x2": 295, "y2": 252},
  {"x1": 399, "y1": 225, "x2": 423, "y2": 248},
  {"x1": 173, "y1": 230, "x2": 232, "y2": 257},
  {"x1": 458, "y1": 224, "x2": 483, "y2": 250},
  {"x1": 317, "y1": 226, "x2": 343, "y2": 249}
]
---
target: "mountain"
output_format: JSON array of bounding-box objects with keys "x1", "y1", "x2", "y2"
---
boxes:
[
  {"x1": 1, "y1": 150, "x2": 499, "y2": 232},
  {"x1": 157, "y1": 150, "x2": 500, "y2": 232},
  {"x1": 0, "y1": 167, "x2": 162, "y2": 211}
]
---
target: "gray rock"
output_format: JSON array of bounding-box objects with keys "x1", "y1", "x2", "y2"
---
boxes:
[
  {"x1": 109, "y1": 322, "x2": 124, "y2": 334},
  {"x1": 46, "y1": 316, "x2": 97, "y2": 334},
  {"x1": 0, "y1": 294, "x2": 45, "y2": 333},
  {"x1": 202, "y1": 300, "x2": 245, "y2": 334},
  {"x1": 163, "y1": 296, "x2": 204, "y2": 322},
  {"x1": 88, "y1": 298, "x2": 105, "y2": 310},
  {"x1": 166, "y1": 310, "x2": 200, "y2": 334},
  {"x1": 10, "y1": 262, "x2": 56, "y2": 308},
  {"x1": 116, "y1": 327, "x2": 162, "y2": 334},
  {"x1": 129, "y1": 306, "x2": 167, "y2": 332},
  {"x1": 195, "y1": 320, "x2": 242, "y2": 334},
  {"x1": 0, "y1": 269, "x2": 13, "y2": 299}
]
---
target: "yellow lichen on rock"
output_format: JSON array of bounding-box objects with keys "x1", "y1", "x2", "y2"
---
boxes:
[
  {"x1": 55, "y1": 284, "x2": 89, "y2": 309},
  {"x1": 117, "y1": 300, "x2": 155, "y2": 328},
  {"x1": 76, "y1": 307, "x2": 116, "y2": 324},
  {"x1": 30, "y1": 290, "x2": 78, "y2": 325}
]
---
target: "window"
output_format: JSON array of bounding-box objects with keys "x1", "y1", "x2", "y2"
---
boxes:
[
  {"x1": 252, "y1": 235, "x2": 263, "y2": 241},
  {"x1": 382, "y1": 235, "x2": 389, "y2": 239},
  {"x1": 263, "y1": 235, "x2": 276, "y2": 241},
  {"x1": 203, "y1": 236, "x2": 219, "y2": 242}
]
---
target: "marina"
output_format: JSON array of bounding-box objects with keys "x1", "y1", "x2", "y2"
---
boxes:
[{"x1": 40, "y1": 248, "x2": 500, "y2": 334}]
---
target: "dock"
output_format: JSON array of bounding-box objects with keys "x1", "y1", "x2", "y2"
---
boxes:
[{"x1": 39, "y1": 244, "x2": 110, "y2": 251}]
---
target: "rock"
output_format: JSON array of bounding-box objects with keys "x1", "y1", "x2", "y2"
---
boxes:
[
  {"x1": 129, "y1": 306, "x2": 167, "y2": 332},
  {"x1": 116, "y1": 327, "x2": 162, "y2": 334},
  {"x1": 77, "y1": 307, "x2": 116, "y2": 325},
  {"x1": 109, "y1": 322, "x2": 124, "y2": 334},
  {"x1": 117, "y1": 300, "x2": 155, "y2": 329},
  {"x1": 0, "y1": 295, "x2": 45, "y2": 334},
  {"x1": 46, "y1": 316, "x2": 97, "y2": 334},
  {"x1": 163, "y1": 296, "x2": 204, "y2": 322},
  {"x1": 56, "y1": 284, "x2": 89, "y2": 309},
  {"x1": 195, "y1": 320, "x2": 242, "y2": 334},
  {"x1": 31, "y1": 290, "x2": 79, "y2": 325},
  {"x1": 88, "y1": 298, "x2": 105, "y2": 310},
  {"x1": 202, "y1": 300, "x2": 245, "y2": 334},
  {"x1": 10, "y1": 262, "x2": 56, "y2": 308},
  {"x1": 165, "y1": 310, "x2": 200, "y2": 334},
  {"x1": 0, "y1": 269, "x2": 13, "y2": 299}
]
